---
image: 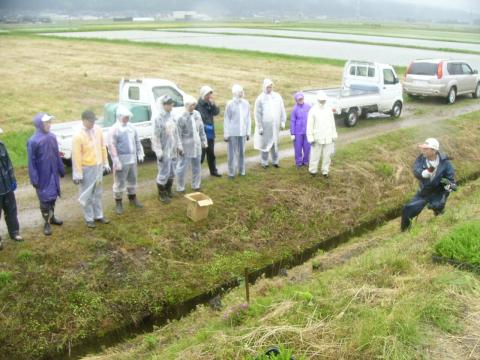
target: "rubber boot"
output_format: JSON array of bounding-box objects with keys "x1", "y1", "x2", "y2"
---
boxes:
[
  {"x1": 42, "y1": 211, "x2": 52, "y2": 236},
  {"x1": 165, "y1": 179, "x2": 175, "y2": 198},
  {"x1": 157, "y1": 184, "x2": 170, "y2": 204},
  {"x1": 115, "y1": 199, "x2": 123, "y2": 215},
  {"x1": 128, "y1": 194, "x2": 143, "y2": 208},
  {"x1": 50, "y1": 207, "x2": 63, "y2": 226}
]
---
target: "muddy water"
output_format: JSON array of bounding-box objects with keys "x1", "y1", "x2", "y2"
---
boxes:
[{"x1": 44, "y1": 30, "x2": 480, "y2": 69}]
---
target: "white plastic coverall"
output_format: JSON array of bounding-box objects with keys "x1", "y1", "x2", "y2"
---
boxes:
[
  {"x1": 107, "y1": 105, "x2": 144, "y2": 199},
  {"x1": 224, "y1": 84, "x2": 251, "y2": 177},
  {"x1": 254, "y1": 79, "x2": 286, "y2": 166},
  {"x1": 176, "y1": 96, "x2": 208, "y2": 192},
  {"x1": 152, "y1": 102, "x2": 182, "y2": 186},
  {"x1": 306, "y1": 93, "x2": 338, "y2": 175}
]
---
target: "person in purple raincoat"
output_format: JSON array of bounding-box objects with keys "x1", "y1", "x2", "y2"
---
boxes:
[
  {"x1": 290, "y1": 92, "x2": 311, "y2": 168},
  {"x1": 27, "y1": 113, "x2": 65, "y2": 236}
]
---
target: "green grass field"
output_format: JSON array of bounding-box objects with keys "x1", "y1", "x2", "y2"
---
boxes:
[
  {"x1": 86, "y1": 176, "x2": 480, "y2": 360},
  {"x1": 0, "y1": 111, "x2": 479, "y2": 359}
]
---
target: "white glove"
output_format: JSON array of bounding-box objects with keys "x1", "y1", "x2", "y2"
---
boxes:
[
  {"x1": 138, "y1": 154, "x2": 145, "y2": 163},
  {"x1": 291, "y1": 135, "x2": 295, "y2": 141},
  {"x1": 113, "y1": 158, "x2": 122, "y2": 171},
  {"x1": 224, "y1": 137, "x2": 229, "y2": 142},
  {"x1": 281, "y1": 123, "x2": 286, "y2": 130},
  {"x1": 103, "y1": 164, "x2": 111, "y2": 174},
  {"x1": 421, "y1": 169, "x2": 433, "y2": 179}
]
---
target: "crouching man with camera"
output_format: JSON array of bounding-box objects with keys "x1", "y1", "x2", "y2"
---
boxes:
[{"x1": 401, "y1": 138, "x2": 457, "y2": 232}]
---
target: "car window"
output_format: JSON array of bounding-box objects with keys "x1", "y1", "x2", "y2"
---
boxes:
[
  {"x1": 447, "y1": 63, "x2": 462, "y2": 75},
  {"x1": 128, "y1": 86, "x2": 140, "y2": 101},
  {"x1": 368, "y1": 67, "x2": 375, "y2": 77},
  {"x1": 152, "y1": 86, "x2": 184, "y2": 107},
  {"x1": 461, "y1": 63, "x2": 473, "y2": 75},
  {"x1": 409, "y1": 62, "x2": 437, "y2": 76},
  {"x1": 349, "y1": 66, "x2": 355, "y2": 75},
  {"x1": 357, "y1": 66, "x2": 368, "y2": 77},
  {"x1": 383, "y1": 69, "x2": 396, "y2": 85}
]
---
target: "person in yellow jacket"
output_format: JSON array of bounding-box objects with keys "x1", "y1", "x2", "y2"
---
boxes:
[{"x1": 72, "y1": 110, "x2": 111, "y2": 228}]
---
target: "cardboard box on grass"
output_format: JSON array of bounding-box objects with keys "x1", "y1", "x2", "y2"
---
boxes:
[{"x1": 184, "y1": 192, "x2": 213, "y2": 222}]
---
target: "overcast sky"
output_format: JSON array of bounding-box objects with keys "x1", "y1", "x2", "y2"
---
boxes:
[{"x1": 0, "y1": 0, "x2": 478, "y2": 19}]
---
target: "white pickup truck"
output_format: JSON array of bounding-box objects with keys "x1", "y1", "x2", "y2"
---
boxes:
[
  {"x1": 302, "y1": 60, "x2": 404, "y2": 127},
  {"x1": 51, "y1": 78, "x2": 188, "y2": 162}
]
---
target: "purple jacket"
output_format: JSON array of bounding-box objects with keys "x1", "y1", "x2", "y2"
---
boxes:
[
  {"x1": 290, "y1": 92, "x2": 311, "y2": 135},
  {"x1": 27, "y1": 113, "x2": 65, "y2": 202}
]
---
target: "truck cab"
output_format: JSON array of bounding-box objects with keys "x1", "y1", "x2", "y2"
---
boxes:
[
  {"x1": 303, "y1": 60, "x2": 403, "y2": 127},
  {"x1": 52, "y1": 78, "x2": 189, "y2": 161}
]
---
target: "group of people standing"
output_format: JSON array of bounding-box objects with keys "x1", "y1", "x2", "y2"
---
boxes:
[
  {"x1": 2, "y1": 77, "x2": 450, "y2": 249},
  {"x1": 0, "y1": 79, "x2": 339, "y2": 246}
]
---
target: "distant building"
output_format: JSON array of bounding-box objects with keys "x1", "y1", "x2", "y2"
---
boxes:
[
  {"x1": 113, "y1": 17, "x2": 133, "y2": 22},
  {"x1": 172, "y1": 11, "x2": 210, "y2": 21},
  {"x1": 173, "y1": 11, "x2": 196, "y2": 21}
]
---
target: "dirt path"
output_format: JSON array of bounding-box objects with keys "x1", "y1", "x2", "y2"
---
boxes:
[{"x1": 3, "y1": 99, "x2": 479, "y2": 236}]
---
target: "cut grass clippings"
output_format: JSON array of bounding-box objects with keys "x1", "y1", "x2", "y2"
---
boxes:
[{"x1": 0, "y1": 111, "x2": 479, "y2": 359}]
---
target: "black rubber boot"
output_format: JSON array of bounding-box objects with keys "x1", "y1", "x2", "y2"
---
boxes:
[
  {"x1": 165, "y1": 179, "x2": 175, "y2": 198},
  {"x1": 42, "y1": 211, "x2": 52, "y2": 236},
  {"x1": 50, "y1": 208, "x2": 63, "y2": 225},
  {"x1": 115, "y1": 199, "x2": 123, "y2": 215},
  {"x1": 128, "y1": 194, "x2": 143, "y2": 208},
  {"x1": 157, "y1": 184, "x2": 170, "y2": 204}
]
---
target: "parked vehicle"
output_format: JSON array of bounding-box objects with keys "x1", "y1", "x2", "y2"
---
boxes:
[
  {"x1": 51, "y1": 78, "x2": 188, "y2": 162},
  {"x1": 302, "y1": 60, "x2": 404, "y2": 127},
  {"x1": 403, "y1": 59, "x2": 480, "y2": 104}
]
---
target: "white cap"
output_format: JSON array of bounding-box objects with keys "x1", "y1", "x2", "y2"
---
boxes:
[
  {"x1": 184, "y1": 95, "x2": 198, "y2": 108},
  {"x1": 316, "y1": 91, "x2": 328, "y2": 102},
  {"x1": 200, "y1": 85, "x2": 213, "y2": 100},
  {"x1": 232, "y1": 84, "x2": 243, "y2": 94},
  {"x1": 419, "y1": 138, "x2": 440, "y2": 151},
  {"x1": 41, "y1": 114, "x2": 54, "y2": 122},
  {"x1": 116, "y1": 104, "x2": 133, "y2": 119}
]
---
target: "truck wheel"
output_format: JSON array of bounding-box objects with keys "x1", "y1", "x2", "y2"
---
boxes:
[
  {"x1": 390, "y1": 101, "x2": 402, "y2": 118},
  {"x1": 344, "y1": 109, "x2": 359, "y2": 127},
  {"x1": 473, "y1": 83, "x2": 480, "y2": 99},
  {"x1": 447, "y1": 87, "x2": 456, "y2": 104}
]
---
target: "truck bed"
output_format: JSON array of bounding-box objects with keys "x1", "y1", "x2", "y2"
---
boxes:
[{"x1": 304, "y1": 84, "x2": 380, "y2": 99}]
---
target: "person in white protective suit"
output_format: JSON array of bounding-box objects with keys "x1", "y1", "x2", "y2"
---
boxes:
[
  {"x1": 306, "y1": 91, "x2": 338, "y2": 178},
  {"x1": 72, "y1": 110, "x2": 111, "y2": 228},
  {"x1": 107, "y1": 105, "x2": 145, "y2": 214},
  {"x1": 254, "y1": 79, "x2": 286, "y2": 168},
  {"x1": 152, "y1": 95, "x2": 183, "y2": 204},
  {"x1": 224, "y1": 84, "x2": 251, "y2": 179},
  {"x1": 176, "y1": 95, "x2": 208, "y2": 193}
]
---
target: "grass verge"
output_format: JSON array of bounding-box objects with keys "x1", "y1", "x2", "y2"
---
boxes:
[
  {"x1": 84, "y1": 176, "x2": 480, "y2": 360},
  {"x1": 0, "y1": 111, "x2": 479, "y2": 359},
  {"x1": 434, "y1": 221, "x2": 480, "y2": 268}
]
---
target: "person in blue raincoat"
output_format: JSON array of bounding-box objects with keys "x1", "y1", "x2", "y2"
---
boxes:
[
  {"x1": 27, "y1": 113, "x2": 65, "y2": 236},
  {"x1": 401, "y1": 138, "x2": 456, "y2": 231},
  {"x1": 0, "y1": 127, "x2": 23, "y2": 249}
]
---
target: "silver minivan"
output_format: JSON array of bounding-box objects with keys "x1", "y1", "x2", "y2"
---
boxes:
[{"x1": 403, "y1": 59, "x2": 480, "y2": 104}]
